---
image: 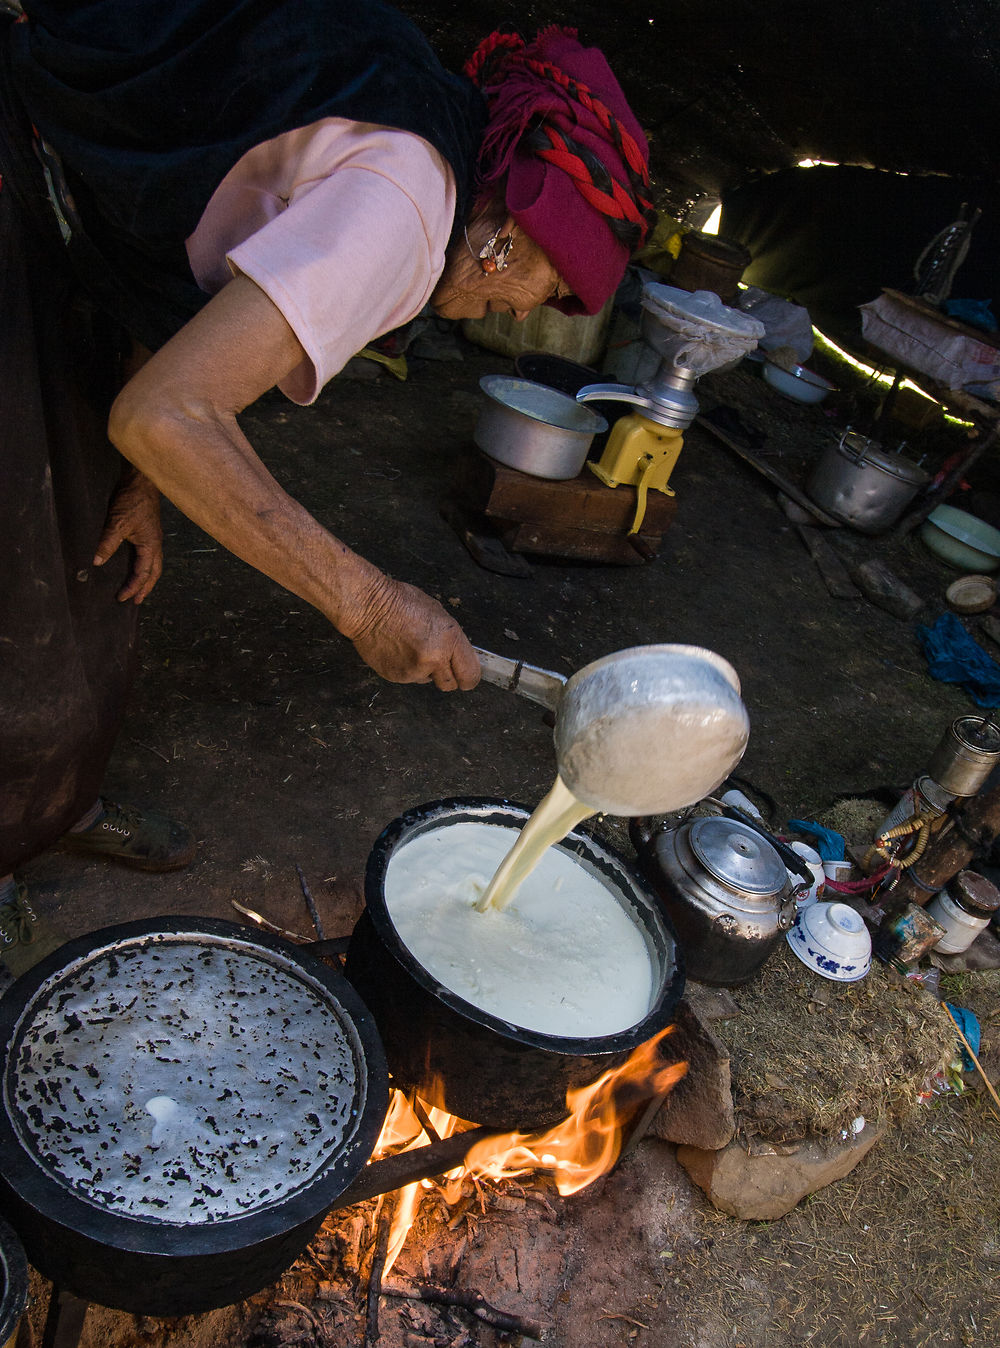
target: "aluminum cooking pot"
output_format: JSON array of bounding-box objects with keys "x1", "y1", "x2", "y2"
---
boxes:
[
  {"x1": 0, "y1": 917, "x2": 388, "y2": 1316},
  {"x1": 806, "y1": 430, "x2": 929, "y2": 533},
  {"x1": 474, "y1": 374, "x2": 607, "y2": 480},
  {"x1": 630, "y1": 809, "x2": 805, "y2": 986},
  {"x1": 345, "y1": 797, "x2": 685, "y2": 1130},
  {"x1": 474, "y1": 643, "x2": 750, "y2": 817}
]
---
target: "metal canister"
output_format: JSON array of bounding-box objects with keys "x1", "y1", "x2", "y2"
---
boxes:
[
  {"x1": 806, "y1": 431, "x2": 930, "y2": 534},
  {"x1": 872, "y1": 902, "x2": 946, "y2": 968},
  {"x1": 925, "y1": 715, "x2": 1000, "y2": 797},
  {"x1": 875, "y1": 774, "x2": 956, "y2": 837}
]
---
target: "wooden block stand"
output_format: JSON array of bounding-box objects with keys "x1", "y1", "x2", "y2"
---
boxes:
[{"x1": 446, "y1": 449, "x2": 677, "y2": 568}]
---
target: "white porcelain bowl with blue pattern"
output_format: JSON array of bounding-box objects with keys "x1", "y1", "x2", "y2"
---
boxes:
[{"x1": 786, "y1": 901, "x2": 872, "y2": 982}]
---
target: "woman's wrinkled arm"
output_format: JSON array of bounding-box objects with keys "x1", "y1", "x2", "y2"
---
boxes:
[{"x1": 107, "y1": 274, "x2": 480, "y2": 691}]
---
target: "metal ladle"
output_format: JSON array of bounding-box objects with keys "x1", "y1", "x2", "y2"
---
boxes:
[{"x1": 473, "y1": 643, "x2": 750, "y2": 817}]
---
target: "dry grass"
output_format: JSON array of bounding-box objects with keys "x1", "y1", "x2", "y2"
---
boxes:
[
  {"x1": 723, "y1": 942, "x2": 955, "y2": 1142},
  {"x1": 671, "y1": 966, "x2": 1000, "y2": 1347}
]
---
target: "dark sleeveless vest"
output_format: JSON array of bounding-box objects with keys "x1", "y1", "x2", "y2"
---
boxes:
[{"x1": 9, "y1": 1, "x2": 487, "y2": 348}]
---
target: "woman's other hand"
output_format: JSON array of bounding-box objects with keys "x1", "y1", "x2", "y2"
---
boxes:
[
  {"x1": 93, "y1": 466, "x2": 164, "y2": 603},
  {"x1": 349, "y1": 576, "x2": 481, "y2": 690}
]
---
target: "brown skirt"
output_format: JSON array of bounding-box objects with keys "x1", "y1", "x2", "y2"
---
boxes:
[{"x1": 0, "y1": 80, "x2": 138, "y2": 873}]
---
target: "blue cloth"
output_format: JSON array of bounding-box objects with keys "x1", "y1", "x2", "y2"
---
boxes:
[
  {"x1": 944, "y1": 1003, "x2": 981, "y2": 1070},
  {"x1": 917, "y1": 612, "x2": 1000, "y2": 709},
  {"x1": 786, "y1": 820, "x2": 846, "y2": 861},
  {"x1": 944, "y1": 299, "x2": 998, "y2": 334}
]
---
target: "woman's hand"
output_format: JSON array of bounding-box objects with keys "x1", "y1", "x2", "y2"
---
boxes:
[
  {"x1": 349, "y1": 575, "x2": 482, "y2": 690},
  {"x1": 93, "y1": 466, "x2": 164, "y2": 603}
]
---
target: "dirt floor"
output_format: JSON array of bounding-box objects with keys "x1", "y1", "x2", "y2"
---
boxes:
[{"x1": 12, "y1": 330, "x2": 1000, "y2": 1347}]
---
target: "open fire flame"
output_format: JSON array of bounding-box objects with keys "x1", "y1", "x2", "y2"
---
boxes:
[{"x1": 373, "y1": 1026, "x2": 688, "y2": 1274}]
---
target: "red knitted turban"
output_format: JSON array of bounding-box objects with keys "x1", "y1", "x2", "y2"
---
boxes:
[{"x1": 465, "y1": 27, "x2": 654, "y2": 316}]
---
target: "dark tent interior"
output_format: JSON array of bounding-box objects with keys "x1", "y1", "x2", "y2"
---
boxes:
[{"x1": 402, "y1": 0, "x2": 1000, "y2": 356}]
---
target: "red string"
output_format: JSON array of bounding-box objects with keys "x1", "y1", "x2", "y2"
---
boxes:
[{"x1": 825, "y1": 864, "x2": 891, "y2": 895}]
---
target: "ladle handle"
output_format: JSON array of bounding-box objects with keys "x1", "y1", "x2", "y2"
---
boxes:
[{"x1": 472, "y1": 647, "x2": 566, "y2": 711}]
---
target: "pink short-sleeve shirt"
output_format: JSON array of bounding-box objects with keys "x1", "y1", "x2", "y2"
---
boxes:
[{"x1": 185, "y1": 119, "x2": 457, "y2": 404}]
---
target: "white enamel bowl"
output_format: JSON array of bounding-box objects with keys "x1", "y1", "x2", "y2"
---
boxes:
[
  {"x1": 762, "y1": 360, "x2": 836, "y2": 404},
  {"x1": 786, "y1": 901, "x2": 872, "y2": 982}
]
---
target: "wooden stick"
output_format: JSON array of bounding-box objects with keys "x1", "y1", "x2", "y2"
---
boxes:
[
  {"x1": 382, "y1": 1278, "x2": 544, "y2": 1340},
  {"x1": 230, "y1": 899, "x2": 310, "y2": 943},
  {"x1": 364, "y1": 1194, "x2": 394, "y2": 1347},
  {"x1": 941, "y1": 1003, "x2": 1000, "y2": 1121},
  {"x1": 295, "y1": 862, "x2": 325, "y2": 939}
]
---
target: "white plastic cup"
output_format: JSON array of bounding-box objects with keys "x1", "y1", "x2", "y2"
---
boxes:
[
  {"x1": 720, "y1": 788, "x2": 762, "y2": 820},
  {"x1": 788, "y1": 841, "x2": 826, "y2": 908},
  {"x1": 823, "y1": 858, "x2": 852, "y2": 885}
]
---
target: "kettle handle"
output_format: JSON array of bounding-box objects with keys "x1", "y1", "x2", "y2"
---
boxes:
[
  {"x1": 717, "y1": 804, "x2": 815, "y2": 886},
  {"x1": 631, "y1": 807, "x2": 814, "y2": 890}
]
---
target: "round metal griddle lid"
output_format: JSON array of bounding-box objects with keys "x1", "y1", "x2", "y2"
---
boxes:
[
  {"x1": 687, "y1": 816, "x2": 789, "y2": 895},
  {"x1": 0, "y1": 917, "x2": 388, "y2": 1254}
]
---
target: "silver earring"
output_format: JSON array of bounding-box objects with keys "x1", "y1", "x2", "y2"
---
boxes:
[{"x1": 476, "y1": 226, "x2": 514, "y2": 274}]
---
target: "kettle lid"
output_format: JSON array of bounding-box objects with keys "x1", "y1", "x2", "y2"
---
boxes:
[{"x1": 688, "y1": 816, "x2": 788, "y2": 895}]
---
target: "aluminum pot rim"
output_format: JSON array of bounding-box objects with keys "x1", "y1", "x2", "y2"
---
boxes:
[
  {"x1": 362, "y1": 796, "x2": 684, "y2": 1056},
  {"x1": 478, "y1": 374, "x2": 608, "y2": 435},
  {"x1": 0, "y1": 915, "x2": 389, "y2": 1258}
]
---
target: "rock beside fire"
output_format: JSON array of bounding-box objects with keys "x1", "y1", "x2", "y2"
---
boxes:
[
  {"x1": 649, "y1": 999, "x2": 736, "y2": 1151},
  {"x1": 676, "y1": 1119, "x2": 888, "y2": 1221}
]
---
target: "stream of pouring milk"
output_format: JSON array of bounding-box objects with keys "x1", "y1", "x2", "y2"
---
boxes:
[{"x1": 474, "y1": 775, "x2": 594, "y2": 912}]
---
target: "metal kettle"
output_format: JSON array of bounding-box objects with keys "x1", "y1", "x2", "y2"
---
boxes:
[{"x1": 630, "y1": 807, "x2": 807, "y2": 987}]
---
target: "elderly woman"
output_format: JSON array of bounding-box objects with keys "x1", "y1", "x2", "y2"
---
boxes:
[{"x1": 0, "y1": 0, "x2": 653, "y2": 970}]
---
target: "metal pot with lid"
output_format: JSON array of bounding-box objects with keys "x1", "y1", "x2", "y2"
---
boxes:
[
  {"x1": 631, "y1": 809, "x2": 805, "y2": 986},
  {"x1": 806, "y1": 430, "x2": 930, "y2": 534},
  {"x1": 0, "y1": 917, "x2": 388, "y2": 1317}
]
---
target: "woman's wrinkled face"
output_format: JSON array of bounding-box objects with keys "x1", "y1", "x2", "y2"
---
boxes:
[{"x1": 431, "y1": 215, "x2": 571, "y2": 321}]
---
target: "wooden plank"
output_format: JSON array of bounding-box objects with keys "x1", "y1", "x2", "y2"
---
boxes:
[
  {"x1": 796, "y1": 525, "x2": 861, "y2": 599},
  {"x1": 694, "y1": 415, "x2": 842, "y2": 527},
  {"x1": 439, "y1": 499, "x2": 533, "y2": 577},
  {"x1": 503, "y1": 518, "x2": 660, "y2": 564}
]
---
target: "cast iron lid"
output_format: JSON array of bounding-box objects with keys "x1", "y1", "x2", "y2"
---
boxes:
[
  {"x1": 686, "y1": 816, "x2": 789, "y2": 896},
  {"x1": 0, "y1": 917, "x2": 388, "y2": 1256}
]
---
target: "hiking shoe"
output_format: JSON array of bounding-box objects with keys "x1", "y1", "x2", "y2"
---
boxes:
[
  {"x1": 61, "y1": 798, "x2": 196, "y2": 872},
  {"x1": 0, "y1": 880, "x2": 67, "y2": 984}
]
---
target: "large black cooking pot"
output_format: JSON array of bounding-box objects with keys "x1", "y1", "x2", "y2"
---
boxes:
[
  {"x1": 0, "y1": 916, "x2": 388, "y2": 1316},
  {"x1": 0, "y1": 1216, "x2": 27, "y2": 1348},
  {"x1": 345, "y1": 798, "x2": 685, "y2": 1130}
]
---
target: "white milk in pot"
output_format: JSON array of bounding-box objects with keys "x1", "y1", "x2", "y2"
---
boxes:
[{"x1": 383, "y1": 784, "x2": 656, "y2": 1039}]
